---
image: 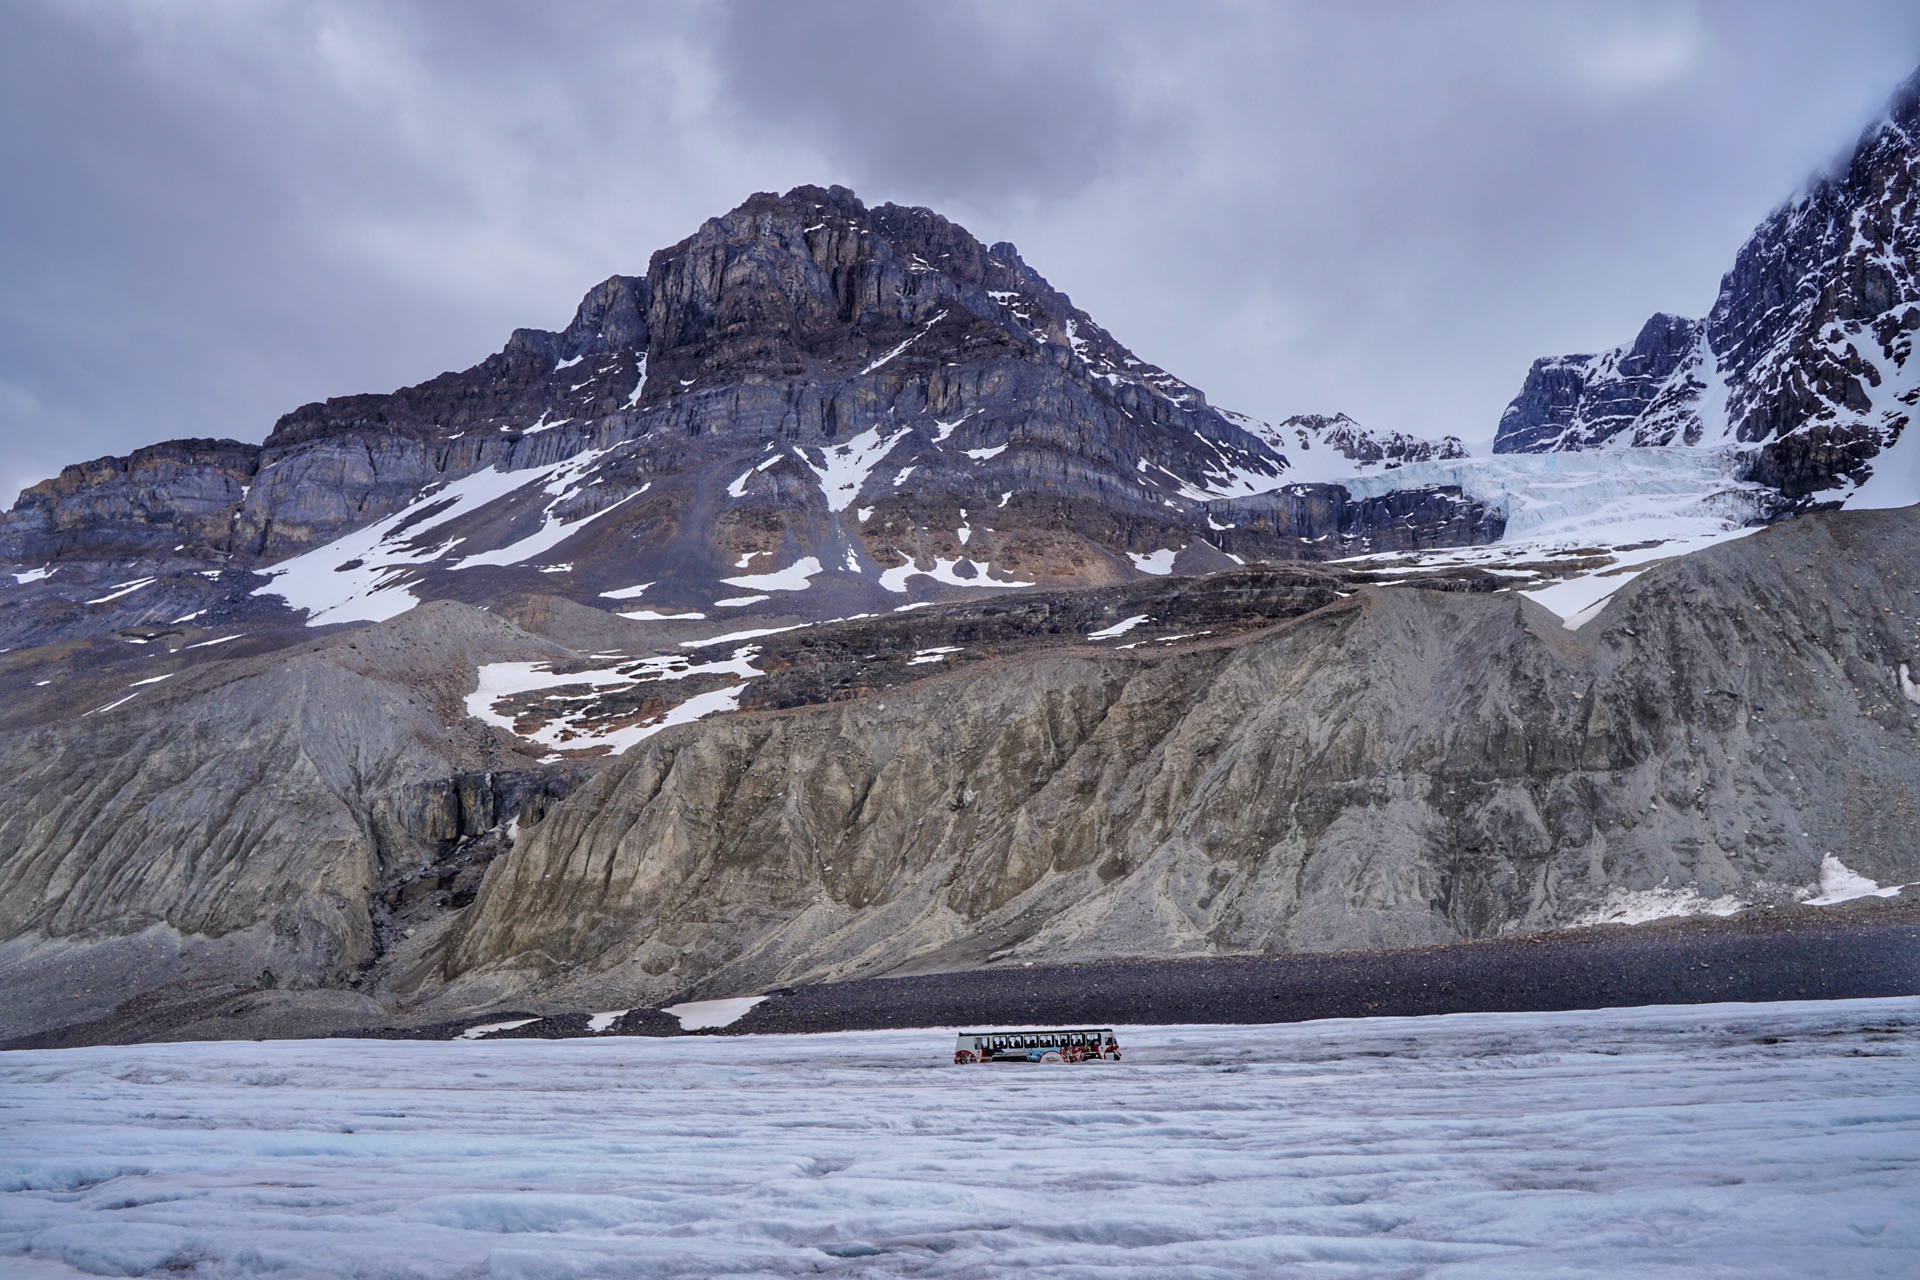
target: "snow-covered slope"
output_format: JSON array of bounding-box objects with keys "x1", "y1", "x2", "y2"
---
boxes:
[
  {"x1": 1185, "y1": 403, "x2": 1784, "y2": 629},
  {"x1": 1220, "y1": 410, "x2": 1470, "y2": 485}
]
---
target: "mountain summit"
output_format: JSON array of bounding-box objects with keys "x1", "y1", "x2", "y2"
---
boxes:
[{"x1": 2, "y1": 184, "x2": 1494, "y2": 647}]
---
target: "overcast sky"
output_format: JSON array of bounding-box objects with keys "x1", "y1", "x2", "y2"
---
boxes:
[{"x1": 5, "y1": 1, "x2": 1920, "y2": 505}]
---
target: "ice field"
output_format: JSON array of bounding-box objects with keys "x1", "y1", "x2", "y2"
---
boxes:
[{"x1": 2, "y1": 998, "x2": 1916, "y2": 1279}]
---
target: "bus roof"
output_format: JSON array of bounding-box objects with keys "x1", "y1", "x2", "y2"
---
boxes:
[{"x1": 958, "y1": 1028, "x2": 1114, "y2": 1037}]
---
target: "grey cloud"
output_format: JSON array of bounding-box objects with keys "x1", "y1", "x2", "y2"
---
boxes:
[
  {"x1": 0, "y1": 1, "x2": 792, "y2": 503},
  {"x1": 710, "y1": 0, "x2": 1150, "y2": 202}
]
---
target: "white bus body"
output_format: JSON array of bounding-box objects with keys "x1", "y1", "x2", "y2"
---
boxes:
[{"x1": 953, "y1": 1028, "x2": 1121, "y2": 1064}]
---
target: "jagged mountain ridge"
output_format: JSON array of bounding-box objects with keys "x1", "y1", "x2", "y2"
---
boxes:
[
  {"x1": 1247, "y1": 412, "x2": 1470, "y2": 481},
  {"x1": 1496, "y1": 68, "x2": 1920, "y2": 503},
  {"x1": 1, "y1": 185, "x2": 1495, "y2": 658}
]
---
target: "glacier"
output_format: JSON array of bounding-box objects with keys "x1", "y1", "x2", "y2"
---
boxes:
[
  {"x1": 1331, "y1": 446, "x2": 1780, "y2": 626},
  {"x1": 1, "y1": 997, "x2": 1914, "y2": 1278}
]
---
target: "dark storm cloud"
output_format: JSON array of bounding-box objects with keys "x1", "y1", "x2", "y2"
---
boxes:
[
  {"x1": 0, "y1": 3, "x2": 294, "y2": 494},
  {"x1": 3, "y1": 1, "x2": 1920, "y2": 506},
  {"x1": 711, "y1": 1, "x2": 1147, "y2": 201}
]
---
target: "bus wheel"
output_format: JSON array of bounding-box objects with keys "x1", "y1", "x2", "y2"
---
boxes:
[{"x1": 1039, "y1": 1050, "x2": 1064, "y2": 1064}]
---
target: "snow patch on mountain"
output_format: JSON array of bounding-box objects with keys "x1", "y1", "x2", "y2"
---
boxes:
[
  {"x1": 466, "y1": 646, "x2": 763, "y2": 755},
  {"x1": 452, "y1": 458, "x2": 641, "y2": 570},
  {"x1": 1087, "y1": 614, "x2": 1150, "y2": 640},
  {"x1": 84, "y1": 577, "x2": 155, "y2": 605},
  {"x1": 802, "y1": 425, "x2": 910, "y2": 513},
  {"x1": 255, "y1": 453, "x2": 618, "y2": 626},
  {"x1": 1525, "y1": 527, "x2": 1761, "y2": 630},
  {"x1": 720, "y1": 556, "x2": 824, "y2": 594},
  {"x1": 878, "y1": 556, "x2": 1034, "y2": 593},
  {"x1": 860, "y1": 311, "x2": 945, "y2": 375},
  {"x1": 1804, "y1": 853, "x2": 1907, "y2": 905},
  {"x1": 1836, "y1": 342, "x2": 1920, "y2": 509}
]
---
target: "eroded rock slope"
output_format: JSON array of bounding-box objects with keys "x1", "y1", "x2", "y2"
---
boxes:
[
  {"x1": 430, "y1": 507, "x2": 1920, "y2": 1014},
  {"x1": 1, "y1": 506, "x2": 1914, "y2": 1045}
]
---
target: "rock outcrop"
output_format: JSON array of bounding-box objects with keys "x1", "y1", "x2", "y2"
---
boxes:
[
  {"x1": 1495, "y1": 314, "x2": 1705, "y2": 454},
  {"x1": 3, "y1": 438, "x2": 261, "y2": 562},
  {"x1": 0, "y1": 601, "x2": 577, "y2": 1042}
]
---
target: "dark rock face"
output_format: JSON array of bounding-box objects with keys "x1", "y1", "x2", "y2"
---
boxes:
[
  {"x1": 1495, "y1": 68, "x2": 1920, "y2": 502},
  {"x1": 1495, "y1": 315, "x2": 1704, "y2": 454},
  {"x1": 401, "y1": 769, "x2": 584, "y2": 848},
  {"x1": 1206, "y1": 484, "x2": 1504, "y2": 556},
  {"x1": 3, "y1": 439, "x2": 261, "y2": 562}
]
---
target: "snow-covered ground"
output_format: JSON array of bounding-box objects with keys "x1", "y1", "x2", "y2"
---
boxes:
[
  {"x1": 2, "y1": 998, "x2": 1914, "y2": 1278},
  {"x1": 252, "y1": 449, "x2": 630, "y2": 627}
]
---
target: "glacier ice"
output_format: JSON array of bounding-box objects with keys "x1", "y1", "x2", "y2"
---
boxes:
[{"x1": 1, "y1": 998, "x2": 1913, "y2": 1279}]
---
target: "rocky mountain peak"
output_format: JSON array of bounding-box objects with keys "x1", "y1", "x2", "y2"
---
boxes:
[
  {"x1": 638, "y1": 184, "x2": 1014, "y2": 395},
  {"x1": 1495, "y1": 62, "x2": 1920, "y2": 504},
  {"x1": 2, "y1": 182, "x2": 1497, "y2": 650},
  {"x1": 1494, "y1": 313, "x2": 1705, "y2": 454},
  {"x1": 1713, "y1": 68, "x2": 1920, "y2": 495},
  {"x1": 555, "y1": 273, "x2": 651, "y2": 361},
  {"x1": 633, "y1": 184, "x2": 1194, "y2": 415}
]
